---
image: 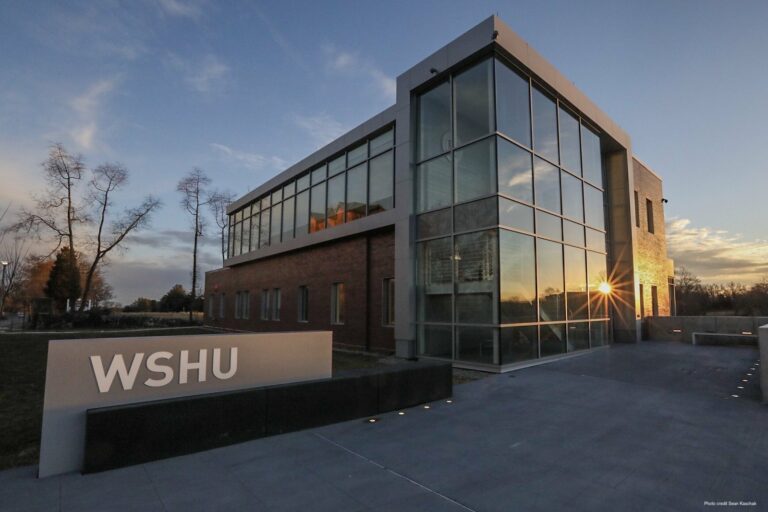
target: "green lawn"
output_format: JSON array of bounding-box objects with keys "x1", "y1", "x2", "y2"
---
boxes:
[{"x1": 0, "y1": 328, "x2": 390, "y2": 470}]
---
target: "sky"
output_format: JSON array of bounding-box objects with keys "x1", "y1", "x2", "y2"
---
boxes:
[{"x1": 1, "y1": 0, "x2": 768, "y2": 304}]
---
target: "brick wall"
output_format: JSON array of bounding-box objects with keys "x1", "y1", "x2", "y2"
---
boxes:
[
  {"x1": 204, "y1": 228, "x2": 395, "y2": 352},
  {"x1": 632, "y1": 158, "x2": 673, "y2": 318}
]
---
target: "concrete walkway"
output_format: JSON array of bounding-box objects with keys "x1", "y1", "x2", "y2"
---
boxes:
[{"x1": 1, "y1": 342, "x2": 765, "y2": 512}]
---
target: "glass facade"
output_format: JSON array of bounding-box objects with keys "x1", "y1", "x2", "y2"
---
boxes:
[
  {"x1": 415, "y1": 56, "x2": 610, "y2": 367},
  {"x1": 227, "y1": 126, "x2": 394, "y2": 258}
]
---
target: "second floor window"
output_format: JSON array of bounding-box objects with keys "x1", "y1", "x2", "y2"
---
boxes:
[{"x1": 646, "y1": 198, "x2": 654, "y2": 234}]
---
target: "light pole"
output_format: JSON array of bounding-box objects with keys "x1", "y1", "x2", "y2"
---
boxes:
[{"x1": 0, "y1": 261, "x2": 7, "y2": 319}]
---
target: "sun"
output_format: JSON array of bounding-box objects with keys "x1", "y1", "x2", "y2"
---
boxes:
[{"x1": 598, "y1": 282, "x2": 612, "y2": 295}]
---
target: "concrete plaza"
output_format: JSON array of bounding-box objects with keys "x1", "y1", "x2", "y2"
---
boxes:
[{"x1": 1, "y1": 341, "x2": 764, "y2": 511}]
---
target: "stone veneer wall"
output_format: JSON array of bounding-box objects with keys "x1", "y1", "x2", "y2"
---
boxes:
[{"x1": 633, "y1": 158, "x2": 673, "y2": 318}]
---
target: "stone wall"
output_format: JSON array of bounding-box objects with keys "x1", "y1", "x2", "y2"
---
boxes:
[
  {"x1": 647, "y1": 316, "x2": 768, "y2": 343},
  {"x1": 633, "y1": 158, "x2": 673, "y2": 319}
]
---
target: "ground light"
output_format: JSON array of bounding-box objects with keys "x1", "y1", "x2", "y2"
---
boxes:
[
  {"x1": 423, "y1": 405, "x2": 431, "y2": 409},
  {"x1": 397, "y1": 411, "x2": 405, "y2": 416},
  {"x1": 365, "y1": 418, "x2": 380, "y2": 424}
]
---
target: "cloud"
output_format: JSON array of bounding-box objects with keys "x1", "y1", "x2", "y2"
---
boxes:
[
  {"x1": 68, "y1": 78, "x2": 117, "y2": 150},
  {"x1": 128, "y1": 229, "x2": 220, "y2": 251},
  {"x1": 210, "y1": 143, "x2": 287, "y2": 172},
  {"x1": 155, "y1": 0, "x2": 205, "y2": 19},
  {"x1": 323, "y1": 45, "x2": 396, "y2": 101},
  {"x1": 167, "y1": 53, "x2": 230, "y2": 93},
  {"x1": 666, "y1": 217, "x2": 768, "y2": 283},
  {"x1": 293, "y1": 114, "x2": 348, "y2": 149}
]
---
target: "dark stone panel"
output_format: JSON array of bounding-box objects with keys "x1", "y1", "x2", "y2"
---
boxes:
[
  {"x1": 83, "y1": 360, "x2": 452, "y2": 473},
  {"x1": 84, "y1": 389, "x2": 266, "y2": 473},
  {"x1": 377, "y1": 362, "x2": 453, "y2": 412},
  {"x1": 265, "y1": 375, "x2": 379, "y2": 435}
]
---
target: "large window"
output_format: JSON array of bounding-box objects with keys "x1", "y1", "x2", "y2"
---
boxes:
[
  {"x1": 417, "y1": 237, "x2": 452, "y2": 323},
  {"x1": 227, "y1": 127, "x2": 394, "y2": 257},
  {"x1": 455, "y1": 230, "x2": 497, "y2": 325},
  {"x1": 417, "y1": 155, "x2": 452, "y2": 212},
  {"x1": 369, "y1": 151, "x2": 393, "y2": 214},
  {"x1": 331, "y1": 283, "x2": 345, "y2": 325},
  {"x1": 499, "y1": 231, "x2": 536, "y2": 323},
  {"x1": 454, "y1": 137, "x2": 495, "y2": 203},
  {"x1": 417, "y1": 81, "x2": 451, "y2": 161},
  {"x1": 346, "y1": 163, "x2": 367, "y2": 221},
  {"x1": 326, "y1": 174, "x2": 345, "y2": 228},
  {"x1": 310, "y1": 183, "x2": 326, "y2": 233},
  {"x1": 559, "y1": 106, "x2": 581, "y2": 174},
  {"x1": 497, "y1": 138, "x2": 532, "y2": 203},
  {"x1": 532, "y1": 86, "x2": 558, "y2": 163},
  {"x1": 496, "y1": 60, "x2": 530, "y2": 147},
  {"x1": 454, "y1": 58, "x2": 494, "y2": 147},
  {"x1": 411, "y1": 55, "x2": 611, "y2": 366},
  {"x1": 537, "y1": 240, "x2": 565, "y2": 322}
]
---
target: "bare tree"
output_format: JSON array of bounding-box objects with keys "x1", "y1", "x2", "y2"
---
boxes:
[
  {"x1": 78, "y1": 164, "x2": 161, "y2": 312},
  {"x1": 177, "y1": 168, "x2": 211, "y2": 322},
  {"x1": 11, "y1": 144, "x2": 161, "y2": 313},
  {"x1": 15, "y1": 144, "x2": 86, "y2": 256},
  {"x1": 208, "y1": 189, "x2": 235, "y2": 266}
]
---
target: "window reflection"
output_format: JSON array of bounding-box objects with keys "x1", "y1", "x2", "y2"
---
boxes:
[
  {"x1": 454, "y1": 137, "x2": 495, "y2": 203},
  {"x1": 499, "y1": 198, "x2": 533, "y2": 233},
  {"x1": 454, "y1": 58, "x2": 494, "y2": 147},
  {"x1": 310, "y1": 183, "x2": 326, "y2": 232},
  {"x1": 326, "y1": 174, "x2": 345, "y2": 228},
  {"x1": 455, "y1": 230, "x2": 497, "y2": 325},
  {"x1": 346, "y1": 163, "x2": 367, "y2": 222},
  {"x1": 419, "y1": 324, "x2": 453, "y2": 359},
  {"x1": 537, "y1": 240, "x2": 565, "y2": 322},
  {"x1": 584, "y1": 185, "x2": 605, "y2": 230},
  {"x1": 567, "y1": 322, "x2": 590, "y2": 351},
  {"x1": 540, "y1": 323, "x2": 566, "y2": 356},
  {"x1": 418, "y1": 237, "x2": 453, "y2": 323},
  {"x1": 534, "y1": 157, "x2": 560, "y2": 213},
  {"x1": 587, "y1": 251, "x2": 608, "y2": 318},
  {"x1": 500, "y1": 231, "x2": 536, "y2": 323},
  {"x1": 497, "y1": 138, "x2": 533, "y2": 203},
  {"x1": 559, "y1": 107, "x2": 581, "y2": 174},
  {"x1": 561, "y1": 171, "x2": 584, "y2": 222},
  {"x1": 417, "y1": 81, "x2": 451, "y2": 162},
  {"x1": 295, "y1": 190, "x2": 309, "y2": 236},
  {"x1": 456, "y1": 326, "x2": 496, "y2": 364},
  {"x1": 417, "y1": 155, "x2": 452, "y2": 212},
  {"x1": 501, "y1": 326, "x2": 538, "y2": 364},
  {"x1": 369, "y1": 151, "x2": 394, "y2": 214},
  {"x1": 581, "y1": 125, "x2": 602, "y2": 187},
  {"x1": 532, "y1": 87, "x2": 558, "y2": 163},
  {"x1": 496, "y1": 59, "x2": 531, "y2": 147},
  {"x1": 564, "y1": 246, "x2": 588, "y2": 320}
]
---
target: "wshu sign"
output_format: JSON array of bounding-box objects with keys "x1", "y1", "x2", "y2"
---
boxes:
[{"x1": 39, "y1": 332, "x2": 332, "y2": 478}]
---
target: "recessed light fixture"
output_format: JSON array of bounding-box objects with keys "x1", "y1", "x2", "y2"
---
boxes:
[
  {"x1": 398, "y1": 411, "x2": 405, "y2": 416},
  {"x1": 738, "y1": 386, "x2": 744, "y2": 389},
  {"x1": 742, "y1": 379, "x2": 749, "y2": 382},
  {"x1": 747, "y1": 373, "x2": 753, "y2": 376},
  {"x1": 731, "y1": 394, "x2": 739, "y2": 398},
  {"x1": 366, "y1": 417, "x2": 380, "y2": 424},
  {"x1": 423, "y1": 405, "x2": 431, "y2": 410},
  {"x1": 445, "y1": 400, "x2": 453, "y2": 404}
]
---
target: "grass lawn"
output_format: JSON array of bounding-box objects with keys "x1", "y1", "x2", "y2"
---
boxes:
[{"x1": 0, "y1": 328, "x2": 394, "y2": 471}]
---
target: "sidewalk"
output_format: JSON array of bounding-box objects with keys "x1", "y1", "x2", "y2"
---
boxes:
[{"x1": 1, "y1": 341, "x2": 765, "y2": 511}]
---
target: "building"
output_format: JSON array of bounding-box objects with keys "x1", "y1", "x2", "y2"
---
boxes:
[{"x1": 204, "y1": 16, "x2": 674, "y2": 371}]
